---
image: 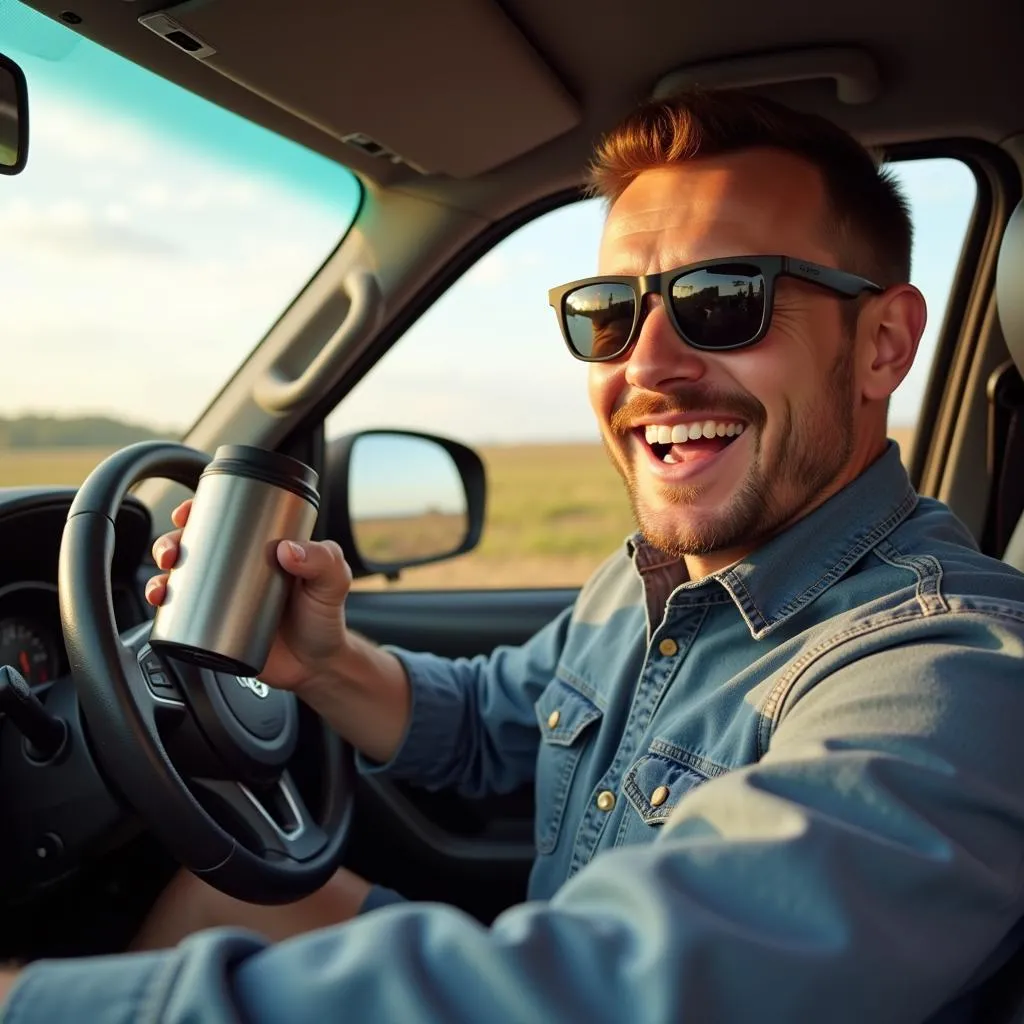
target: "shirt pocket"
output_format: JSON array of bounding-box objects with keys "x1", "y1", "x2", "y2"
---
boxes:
[
  {"x1": 619, "y1": 740, "x2": 716, "y2": 844},
  {"x1": 534, "y1": 675, "x2": 603, "y2": 855}
]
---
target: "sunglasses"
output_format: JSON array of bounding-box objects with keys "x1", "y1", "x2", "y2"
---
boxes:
[{"x1": 548, "y1": 255, "x2": 883, "y2": 362}]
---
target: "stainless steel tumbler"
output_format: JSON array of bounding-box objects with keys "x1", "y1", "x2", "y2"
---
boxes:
[{"x1": 149, "y1": 445, "x2": 320, "y2": 677}]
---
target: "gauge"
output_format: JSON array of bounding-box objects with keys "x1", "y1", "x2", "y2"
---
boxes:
[{"x1": 0, "y1": 618, "x2": 57, "y2": 686}]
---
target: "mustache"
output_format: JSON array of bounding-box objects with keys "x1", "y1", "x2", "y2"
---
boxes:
[{"x1": 609, "y1": 388, "x2": 766, "y2": 436}]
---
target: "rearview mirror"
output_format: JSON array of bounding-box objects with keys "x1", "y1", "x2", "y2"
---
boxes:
[
  {"x1": 327, "y1": 430, "x2": 486, "y2": 580},
  {"x1": 0, "y1": 53, "x2": 29, "y2": 175}
]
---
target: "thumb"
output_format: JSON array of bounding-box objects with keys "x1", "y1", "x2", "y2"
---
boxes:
[{"x1": 276, "y1": 539, "x2": 352, "y2": 605}]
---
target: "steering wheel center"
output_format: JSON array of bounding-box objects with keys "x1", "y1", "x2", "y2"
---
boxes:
[{"x1": 219, "y1": 674, "x2": 289, "y2": 739}]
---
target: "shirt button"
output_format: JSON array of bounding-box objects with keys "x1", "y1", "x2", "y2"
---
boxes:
[
  {"x1": 650, "y1": 785, "x2": 670, "y2": 807},
  {"x1": 658, "y1": 638, "x2": 679, "y2": 657},
  {"x1": 596, "y1": 790, "x2": 616, "y2": 812},
  {"x1": 547, "y1": 709, "x2": 561, "y2": 729}
]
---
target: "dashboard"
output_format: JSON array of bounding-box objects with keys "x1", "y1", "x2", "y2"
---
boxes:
[
  {"x1": 0, "y1": 584, "x2": 66, "y2": 686},
  {"x1": 0, "y1": 487, "x2": 154, "y2": 688}
]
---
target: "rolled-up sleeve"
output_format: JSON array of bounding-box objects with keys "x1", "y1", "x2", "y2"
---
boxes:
[
  {"x1": 6, "y1": 612, "x2": 1024, "y2": 1023},
  {"x1": 356, "y1": 605, "x2": 573, "y2": 798}
]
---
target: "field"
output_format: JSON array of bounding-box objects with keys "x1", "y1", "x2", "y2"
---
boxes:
[
  {"x1": 353, "y1": 511, "x2": 468, "y2": 564},
  {"x1": 0, "y1": 427, "x2": 916, "y2": 590}
]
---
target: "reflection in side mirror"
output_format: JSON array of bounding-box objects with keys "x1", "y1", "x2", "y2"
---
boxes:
[
  {"x1": 349, "y1": 433, "x2": 469, "y2": 570},
  {"x1": 0, "y1": 53, "x2": 29, "y2": 175}
]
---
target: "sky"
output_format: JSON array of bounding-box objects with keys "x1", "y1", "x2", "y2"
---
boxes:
[
  {"x1": 349, "y1": 434, "x2": 467, "y2": 519},
  {"x1": 0, "y1": 0, "x2": 979, "y2": 447}
]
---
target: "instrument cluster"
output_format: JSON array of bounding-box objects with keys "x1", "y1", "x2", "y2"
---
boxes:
[{"x1": 0, "y1": 583, "x2": 66, "y2": 687}]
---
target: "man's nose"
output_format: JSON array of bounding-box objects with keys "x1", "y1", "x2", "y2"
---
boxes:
[{"x1": 624, "y1": 296, "x2": 708, "y2": 392}]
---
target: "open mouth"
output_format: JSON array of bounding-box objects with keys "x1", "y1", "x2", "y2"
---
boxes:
[{"x1": 640, "y1": 419, "x2": 747, "y2": 464}]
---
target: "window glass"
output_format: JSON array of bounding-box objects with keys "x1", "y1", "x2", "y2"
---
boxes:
[
  {"x1": 328, "y1": 157, "x2": 977, "y2": 591},
  {"x1": 0, "y1": 0, "x2": 361, "y2": 486}
]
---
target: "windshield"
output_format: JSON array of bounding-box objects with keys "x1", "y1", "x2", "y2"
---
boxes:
[{"x1": 0, "y1": 1, "x2": 361, "y2": 485}]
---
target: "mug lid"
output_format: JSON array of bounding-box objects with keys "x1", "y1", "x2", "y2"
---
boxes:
[{"x1": 204, "y1": 445, "x2": 319, "y2": 507}]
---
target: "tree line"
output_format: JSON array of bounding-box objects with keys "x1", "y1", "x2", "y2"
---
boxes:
[{"x1": 0, "y1": 415, "x2": 167, "y2": 448}]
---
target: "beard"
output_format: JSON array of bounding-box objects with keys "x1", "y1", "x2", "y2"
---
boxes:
[{"x1": 607, "y1": 345, "x2": 856, "y2": 559}]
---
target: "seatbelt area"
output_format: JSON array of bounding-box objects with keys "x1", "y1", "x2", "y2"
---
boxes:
[{"x1": 983, "y1": 359, "x2": 1024, "y2": 558}]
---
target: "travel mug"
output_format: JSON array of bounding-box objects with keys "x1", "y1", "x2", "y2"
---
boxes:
[{"x1": 149, "y1": 445, "x2": 320, "y2": 677}]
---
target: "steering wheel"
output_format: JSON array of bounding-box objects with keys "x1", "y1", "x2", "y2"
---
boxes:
[{"x1": 57, "y1": 441, "x2": 353, "y2": 903}]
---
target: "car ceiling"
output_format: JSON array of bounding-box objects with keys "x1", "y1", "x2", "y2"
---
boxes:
[{"x1": 16, "y1": 0, "x2": 1024, "y2": 215}]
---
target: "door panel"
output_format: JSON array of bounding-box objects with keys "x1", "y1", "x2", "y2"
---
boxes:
[
  {"x1": 342, "y1": 588, "x2": 575, "y2": 923},
  {"x1": 346, "y1": 588, "x2": 575, "y2": 656}
]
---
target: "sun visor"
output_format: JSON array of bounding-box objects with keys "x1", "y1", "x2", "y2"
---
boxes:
[
  {"x1": 652, "y1": 47, "x2": 882, "y2": 106},
  {"x1": 139, "y1": 0, "x2": 581, "y2": 178}
]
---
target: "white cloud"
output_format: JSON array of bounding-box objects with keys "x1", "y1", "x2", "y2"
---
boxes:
[
  {"x1": 104, "y1": 202, "x2": 131, "y2": 225},
  {"x1": 34, "y1": 101, "x2": 154, "y2": 168},
  {"x1": 133, "y1": 182, "x2": 171, "y2": 209}
]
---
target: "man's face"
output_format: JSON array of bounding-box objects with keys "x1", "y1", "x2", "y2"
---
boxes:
[{"x1": 589, "y1": 149, "x2": 868, "y2": 564}]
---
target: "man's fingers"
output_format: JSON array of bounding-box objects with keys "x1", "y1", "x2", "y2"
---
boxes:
[
  {"x1": 276, "y1": 539, "x2": 352, "y2": 605},
  {"x1": 145, "y1": 574, "x2": 169, "y2": 606},
  {"x1": 151, "y1": 529, "x2": 183, "y2": 571},
  {"x1": 171, "y1": 500, "x2": 192, "y2": 529}
]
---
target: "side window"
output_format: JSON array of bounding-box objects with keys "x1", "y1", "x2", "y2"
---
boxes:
[
  {"x1": 326, "y1": 157, "x2": 977, "y2": 592},
  {"x1": 885, "y1": 157, "x2": 977, "y2": 456}
]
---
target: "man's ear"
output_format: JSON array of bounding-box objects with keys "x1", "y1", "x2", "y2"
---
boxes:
[{"x1": 858, "y1": 284, "x2": 928, "y2": 402}]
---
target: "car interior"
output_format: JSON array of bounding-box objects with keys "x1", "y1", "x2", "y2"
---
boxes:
[{"x1": 1, "y1": 0, "x2": 1024, "y2": 1017}]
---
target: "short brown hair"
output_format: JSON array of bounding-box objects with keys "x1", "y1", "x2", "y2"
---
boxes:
[{"x1": 588, "y1": 90, "x2": 912, "y2": 290}]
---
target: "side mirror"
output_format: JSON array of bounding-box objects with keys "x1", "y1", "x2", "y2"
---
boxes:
[
  {"x1": 327, "y1": 430, "x2": 486, "y2": 580},
  {"x1": 0, "y1": 53, "x2": 28, "y2": 175}
]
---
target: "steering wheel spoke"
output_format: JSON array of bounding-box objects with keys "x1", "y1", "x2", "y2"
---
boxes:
[
  {"x1": 118, "y1": 619, "x2": 152, "y2": 659},
  {"x1": 113, "y1": 623, "x2": 187, "y2": 729},
  {"x1": 193, "y1": 773, "x2": 328, "y2": 862}
]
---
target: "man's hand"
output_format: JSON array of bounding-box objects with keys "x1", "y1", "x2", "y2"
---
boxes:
[
  {"x1": 145, "y1": 499, "x2": 412, "y2": 764},
  {"x1": 146, "y1": 499, "x2": 354, "y2": 696}
]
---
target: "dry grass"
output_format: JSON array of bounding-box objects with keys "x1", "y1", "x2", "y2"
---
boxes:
[
  {"x1": 353, "y1": 511, "x2": 468, "y2": 564},
  {"x1": 0, "y1": 448, "x2": 115, "y2": 487},
  {"x1": 0, "y1": 427, "x2": 918, "y2": 590}
]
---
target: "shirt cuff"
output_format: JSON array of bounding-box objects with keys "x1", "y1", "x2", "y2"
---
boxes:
[
  {"x1": 2, "y1": 931, "x2": 265, "y2": 1024},
  {"x1": 353, "y1": 646, "x2": 460, "y2": 781}
]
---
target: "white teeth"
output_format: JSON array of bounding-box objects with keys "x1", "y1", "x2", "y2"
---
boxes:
[
  {"x1": 663, "y1": 452, "x2": 679, "y2": 464},
  {"x1": 642, "y1": 420, "x2": 748, "y2": 447}
]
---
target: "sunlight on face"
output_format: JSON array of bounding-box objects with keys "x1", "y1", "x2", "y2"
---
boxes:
[{"x1": 587, "y1": 152, "x2": 866, "y2": 567}]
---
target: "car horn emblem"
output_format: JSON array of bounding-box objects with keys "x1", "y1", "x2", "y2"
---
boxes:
[{"x1": 236, "y1": 676, "x2": 270, "y2": 699}]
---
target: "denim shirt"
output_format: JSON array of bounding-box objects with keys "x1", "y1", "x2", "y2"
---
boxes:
[{"x1": 6, "y1": 443, "x2": 1024, "y2": 1023}]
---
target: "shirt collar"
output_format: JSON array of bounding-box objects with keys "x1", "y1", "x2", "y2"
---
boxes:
[{"x1": 627, "y1": 442, "x2": 918, "y2": 640}]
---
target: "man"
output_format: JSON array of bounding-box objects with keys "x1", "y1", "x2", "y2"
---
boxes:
[{"x1": 3, "y1": 89, "x2": 1024, "y2": 1022}]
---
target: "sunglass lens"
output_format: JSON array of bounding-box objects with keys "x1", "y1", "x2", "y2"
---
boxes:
[
  {"x1": 563, "y1": 282, "x2": 636, "y2": 360},
  {"x1": 670, "y1": 264, "x2": 766, "y2": 349}
]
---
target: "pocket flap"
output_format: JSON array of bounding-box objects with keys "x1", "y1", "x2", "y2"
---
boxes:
[
  {"x1": 535, "y1": 676, "x2": 602, "y2": 747},
  {"x1": 623, "y1": 749, "x2": 710, "y2": 825}
]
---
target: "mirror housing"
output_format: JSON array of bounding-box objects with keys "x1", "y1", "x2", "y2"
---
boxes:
[
  {"x1": 0, "y1": 52, "x2": 29, "y2": 175},
  {"x1": 327, "y1": 430, "x2": 486, "y2": 580}
]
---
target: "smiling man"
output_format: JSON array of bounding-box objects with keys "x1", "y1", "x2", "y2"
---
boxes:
[
  {"x1": 4, "y1": 90, "x2": 1024, "y2": 1024},
  {"x1": 574, "y1": 128, "x2": 917, "y2": 576}
]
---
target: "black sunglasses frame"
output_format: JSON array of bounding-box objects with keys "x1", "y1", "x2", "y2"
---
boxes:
[{"x1": 547, "y1": 255, "x2": 884, "y2": 362}]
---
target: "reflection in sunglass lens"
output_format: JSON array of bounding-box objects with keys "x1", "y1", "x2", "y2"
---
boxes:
[
  {"x1": 563, "y1": 282, "x2": 636, "y2": 359},
  {"x1": 670, "y1": 265, "x2": 766, "y2": 350}
]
